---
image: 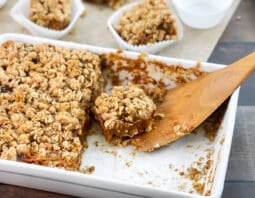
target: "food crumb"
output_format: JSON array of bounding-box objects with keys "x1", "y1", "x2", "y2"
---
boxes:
[
  {"x1": 80, "y1": 166, "x2": 95, "y2": 174},
  {"x1": 179, "y1": 171, "x2": 184, "y2": 176},
  {"x1": 137, "y1": 171, "x2": 144, "y2": 176},
  {"x1": 193, "y1": 183, "x2": 205, "y2": 195},
  {"x1": 103, "y1": 149, "x2": 118, "y2": 157},
  {"x1": 69, "y1": 28, "x2": 77, "y2": 36},
  {"x1": 125, "y1": 161, "x2": 132, "y2": 168},
  {"x1": 131, "y1": 149, "x2": 137, "y2": 157},
  {"x1": 236, "y1": 15, "x2": 242, "y2": 20},
  {"x1": 220, "y1": 138, "x2": 225, "y2": 145},
  {"x1": 178, "y1": 183, "x2": 187, "y2": 191},
  {"x1": 88, "y1": 129, "x2": 98, "y2": 136},
  {"x1": 94, "y1": 141, "x2": 99, "y2": 147},
  {"x1": 147, "y1": 181, "x2": 153, "y2": 185},
  {"x1": 168, "y1": 163, "x2": 174, "y2": 169},
  {"x1": 20, "y1": 27, "x2": 27, "y2": 32},
  {"x1": 81, "y1": 10, "x2": 87, "y2": 18}
]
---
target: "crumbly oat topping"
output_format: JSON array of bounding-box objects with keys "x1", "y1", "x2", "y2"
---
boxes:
[
  {"x1": 30, "y1": 0, "x2": 71, "y2": 30},
  {"x1": 0, "y1": 41, "x2": 103, "y2": 170},
  {"x1": 93, "y1": 84, "x2": 156, "y2": 145},
  {"x1": 115, "y1": 0, "x2": 178, "y2": 45},
  {"x1": 83, "y1": 0, "x2": 125, "y2": 9}
]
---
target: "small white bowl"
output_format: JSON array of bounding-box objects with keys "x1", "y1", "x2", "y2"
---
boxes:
[
  {"x1": 0, "y1": 0, "x2": 7, "y2": 8},
  {"x1": 10, "y1": 0, "x2": 85, "y2": 39},
  {"x1": 172, "y1": 0, "x2": 234, "y2": 29},
  {"x1": 107, "y1": 2, "x2": 183, "y2": 54}
]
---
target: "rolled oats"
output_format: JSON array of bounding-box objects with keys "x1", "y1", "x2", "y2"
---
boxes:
[
  {"x1": 30, "y1": 0, "x2": 71, "y2": 30},
  {"x1": 93, "y1": 84, "x2": 156, "y2": 145},
  {"x1": 115, "y1": 0, "x2": 178, "y2": 45},
  {"x1": 0, "y1": 41, "x2": 103, "y2": 171}
]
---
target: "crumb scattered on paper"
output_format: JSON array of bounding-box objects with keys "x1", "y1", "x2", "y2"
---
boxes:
[
  {"x1": 69, "y1": 28, "x2": 77, "y2": 36},
  {"x1": 81, "y1": 10, "x2": 87, "y2": 18},
  {"x1": 236, "y1": 15, "x2": 242, "y2": 20}
]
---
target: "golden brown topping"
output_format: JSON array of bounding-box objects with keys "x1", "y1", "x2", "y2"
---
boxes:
[
  {"x1": 93, "y1": 84, "x2": 156, "y2": 144},
  {"x1": 0, "y1": 41, "x2": 103, "y2": 171},
  {"x1": 115, "y1": 0, "x2": 178, "y2": 45},
  {"x1": 30, "y1": 0, "x2": 71, "y2": 30}
]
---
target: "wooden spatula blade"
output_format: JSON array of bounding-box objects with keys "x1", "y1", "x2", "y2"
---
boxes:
[{"x1": 132, "y1": 52, "x2": 255, "y2": 152}]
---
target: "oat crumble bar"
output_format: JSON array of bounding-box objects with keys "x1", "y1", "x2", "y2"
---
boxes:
[
  {"x1": 93, "y1": 84, "x2": 156, "y2": 145},
  {"x1": 0, "y1": 41, "x2": 103, "y2": 170},
  {"x1": 115, "y1": 0, "x2": 178, "y2": 45},
  {"x1": 30, "y1": 0, "x2": 71, "y2": 30}
]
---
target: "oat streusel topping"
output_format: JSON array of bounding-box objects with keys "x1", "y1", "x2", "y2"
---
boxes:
[
  {"x1": 115, "y1": 0, "x2": 178, "y2": 45},
  {"x1": 93, "y1": 84, "x2": 156, "y2": 145},
  {"x1": 30, "y1": 0, "x2": 71, "y2": 30},
  {"x1": 0, "y1": 41, "x2": 103, "y2": 170}
]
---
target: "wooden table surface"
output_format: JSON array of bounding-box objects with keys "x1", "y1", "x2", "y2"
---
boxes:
[
  {"x1": 210, "y1": 0, "x2": 255, "y2": 197},
  {"x1": 1, "y1": 0, "x2": 255, "y2": 197}
]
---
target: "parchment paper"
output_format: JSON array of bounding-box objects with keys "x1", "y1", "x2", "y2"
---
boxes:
[{"x1": 0, "y1": 0, "x2": 240, "y2": 62}]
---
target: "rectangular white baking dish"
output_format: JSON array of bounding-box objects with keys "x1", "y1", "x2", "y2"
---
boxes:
[{"x1": 0, "y1": 33, "x2": 239, "y2": 198}]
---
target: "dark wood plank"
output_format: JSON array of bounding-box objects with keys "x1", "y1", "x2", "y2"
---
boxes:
[
  {"x1": 208, "y1": 42, "x2": 255, "y2": 105},
  {"x1": 0, "y1": 184, "x2": 74, "y2": 198},
  {"x1": 219, "y1": 0, "x2": 255, "y2": 42},
  {"x1": 209, "y1": 42, "x2": 255, "y2": 65},
  {"x1": 226, "y1": 106, "x2": 255, "y2": 181},
  {"x1": 223, "y1": 182, "x2": 255, "y2": 198}
]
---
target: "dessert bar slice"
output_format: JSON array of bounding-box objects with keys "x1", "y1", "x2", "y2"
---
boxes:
[
  {"x1": 0, "y1": 41, "x2": 103, "y2": 170},
  {"x1": 30, "y1": 0, "x2": 71, "y2": 30}
]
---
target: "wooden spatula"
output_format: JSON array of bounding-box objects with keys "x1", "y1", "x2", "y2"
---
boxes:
[{"x1": 132, "y1": 52, "x2": 255, "y2": 152}]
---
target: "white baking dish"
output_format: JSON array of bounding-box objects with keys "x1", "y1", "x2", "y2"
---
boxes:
[{"x1": 0, "y1": 33, "x2": 239, "y2": 198}]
